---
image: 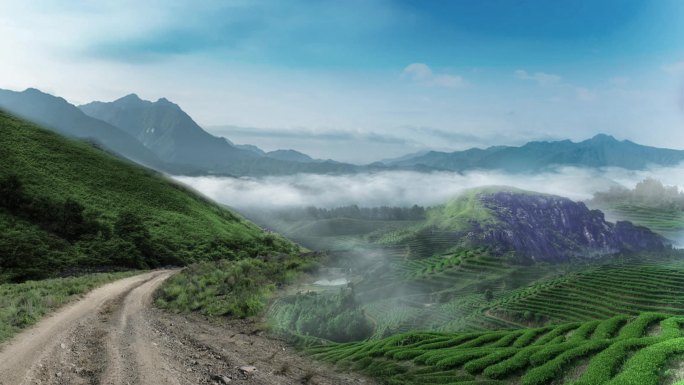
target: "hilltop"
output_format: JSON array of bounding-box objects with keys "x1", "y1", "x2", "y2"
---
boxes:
[
  {"x1": 0, "y1": 110, "x2": 296, "y2": 282},
  {"x1": 381, "y1": 187, "x2": 666, "y2": 263}
]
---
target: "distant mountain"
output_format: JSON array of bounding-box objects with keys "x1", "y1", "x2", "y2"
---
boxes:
[
  {"x1": 384, "y1": 135, "x2": 684, "y2": 172},
  {"x1": 79, "y1": 94, "x2": 261, "y2": 168},
  {"x1": 387, "y1": 187, "x2": 667, "y2": 263},
  {"x1": 0, "y1": 88, "x2": 168, "y2": 170},
  {"x1": 266, "y1": 149, "x2": 314, "y2": 163},
  {"x1": 80, "y1": 94, "x2": 358, "y2": 176}
]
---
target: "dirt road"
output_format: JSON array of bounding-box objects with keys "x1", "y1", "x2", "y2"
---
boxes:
[{"x1": 0, "y1": 270, "x2": 373, "y2": 385}]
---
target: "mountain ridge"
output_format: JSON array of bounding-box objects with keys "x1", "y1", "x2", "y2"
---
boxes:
[
  {"x1": 79, "y1": 93, "x2": 360, "y2": 176},
  {"x1": 0, "y1": 88, "x2": 170, "y2": 170},
  {"x1": 384, "y1": 134, "x2": 684, "y2": 172}
]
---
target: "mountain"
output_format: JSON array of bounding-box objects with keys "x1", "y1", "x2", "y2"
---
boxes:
[
  {"x1": 0, "y1": 88, "x2": 169, "y2": 170},
  {"x1": 384, "y1": 135, "x2": 684, "y2": 172},
  {"x1": 266, "y1": 149, "x2": 315, "y2": 163},
  {"x1": 391, "y1": 187, "x2": 666, "y2": 263},
  {"x1": 79, "y1": 94, "x2": 262, "y2": 168},
  {"x1": 80, "y1": 95, "x2": 359, "y2": 176},
  {"x1": 0, "y1": 110, "x2": 296, "y2": 282}
]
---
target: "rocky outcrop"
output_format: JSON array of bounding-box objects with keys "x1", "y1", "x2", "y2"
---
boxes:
[{"x1": 469, "y1": 192, "x2": 666, "y2": 262}]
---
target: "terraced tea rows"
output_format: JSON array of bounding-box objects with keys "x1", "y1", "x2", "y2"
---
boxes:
[
  {"x1": 308, "y1": 313, "x2": 684, "y2": 385},
  {"x1": 596, "y1": 203, "x2": 684, "y2": 239},
  {"x1": 493, "y1": 261, "x2": 684, "y2": 324}
]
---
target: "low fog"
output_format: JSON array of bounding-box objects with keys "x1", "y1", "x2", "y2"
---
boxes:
[{"x1": 175, "y1": 163, "x2": 684, "y2": 210}]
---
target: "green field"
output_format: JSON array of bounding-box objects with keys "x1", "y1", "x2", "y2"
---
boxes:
[
  {"x1": 308, "y1": 312, "x2": 684, "y2": 385},
  {"x1": 491, "y1": 258, "x2": 684, "y2": 324}
]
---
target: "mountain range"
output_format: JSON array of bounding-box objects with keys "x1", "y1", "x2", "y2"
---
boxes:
[
  {"x1": 1, "y1": 87, "x2": 683, "y2": 177},
  {"x1": 381, "y1": 134, "x2": 684, "y2": 172}
]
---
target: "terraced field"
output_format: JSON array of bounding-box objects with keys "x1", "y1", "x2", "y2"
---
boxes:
[
  {"x1": 353, "y1": 245, "x2": 568, "y2": 336},
  {"x1": 308, "y1": 313, "x2": 684, "y2": 385},
  {"x1": 592, "y1": 203, "x2": 684, "y2": 240},
  {"x1": 492, "y1": 259, "x2": 684, "y2": 324}
]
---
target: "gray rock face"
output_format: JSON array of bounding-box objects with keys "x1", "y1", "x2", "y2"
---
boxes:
[{"x1": 472, "y1": 192, "x2": 666, "y2": 262}]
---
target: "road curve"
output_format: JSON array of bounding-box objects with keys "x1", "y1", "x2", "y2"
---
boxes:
[
  {"x1": 0, "y1": 269, "x2": 374, "y2": 385},
  {"x1": 0, "y1": 270, "x2": 177, "y2": 385}
]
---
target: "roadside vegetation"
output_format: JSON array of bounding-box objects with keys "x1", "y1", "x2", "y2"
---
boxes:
[
  {"x1": 268, "y1": 287, "x2": 374, "y2": 342},
  {"x1": 156, "y1": 254, "x2": 317, "y2": 318},
  {"x1": 0, "y1": 271, "x2": 138, "y2": 342}
]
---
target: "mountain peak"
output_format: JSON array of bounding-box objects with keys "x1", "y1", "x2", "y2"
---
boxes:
[
  {"x1": 588, "y1": 133, "x2": 618, "y2": 143},
  {"x1": 112, "y1": 93, "x2": 147, "y2": 107},
  {"x1": 155, "y1": 97, "x2": 179, "y2": 108},
  {"x1": 23, "y1": 87, "x2": 45, "y2": 95},
  {"x1": 120, "y1": 93, "x2": 141, "y2": 101}
]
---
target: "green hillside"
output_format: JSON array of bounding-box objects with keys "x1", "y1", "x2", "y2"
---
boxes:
[
  {"x1": 0, "y1": 110, "x2": 296, "y2": 282},
  {"x1": 491, "y1": 258, "x2": 684, "y2": 324},
  {"x1": 308, "y1": 312, "x2": 684, "y2": 385},
  {"x1": 588, "y1": 179, "x2": 684, "y2": 241}
]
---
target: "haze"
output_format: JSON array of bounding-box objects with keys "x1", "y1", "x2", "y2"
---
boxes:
[{"x1": 176, "y1": 164, "x2": 684, "y2": 209}]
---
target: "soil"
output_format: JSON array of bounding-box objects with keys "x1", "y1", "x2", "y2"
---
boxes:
[{"x1": 0, "y1": 270, "x2": 376, "y2": 385}]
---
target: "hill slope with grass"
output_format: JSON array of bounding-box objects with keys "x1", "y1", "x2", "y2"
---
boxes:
[
  {"x1": 0, "y1": 88, "x2": 173, "y2": 171},
  {"x1": 0, "y1": 110, "x2": 297, "y2": 282}
]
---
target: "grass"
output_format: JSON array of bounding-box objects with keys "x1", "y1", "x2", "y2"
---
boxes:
[
  {"x1": 307, "y1": 313, "x2": 684, "y2": 385},
  {"x1": 156, "y1": 254, "x2": 318, "y2": 318},
  {"x1": 0, "y1": 271, "x2": 139, "y2": 342},
  {"x1": 0, "y1": 110, "x2": 297, "y2": 282}
]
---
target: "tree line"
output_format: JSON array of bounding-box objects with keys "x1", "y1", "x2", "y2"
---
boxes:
[{"x1": 276, "y1": 204, "x2": 427, "y2": 222}]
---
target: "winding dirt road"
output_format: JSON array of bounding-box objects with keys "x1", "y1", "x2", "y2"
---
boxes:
[{"x1": 0, "y1": 270, "x2": 373, "y2": 385}]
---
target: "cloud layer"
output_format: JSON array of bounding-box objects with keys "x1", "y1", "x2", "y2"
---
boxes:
[{"x1": 175, "y1": 164, "x2": 684, "y2": 210}]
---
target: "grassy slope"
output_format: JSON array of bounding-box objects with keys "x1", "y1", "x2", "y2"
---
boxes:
[{"x1": 0, "y1": 110, "x2": 296, "y2": 280}]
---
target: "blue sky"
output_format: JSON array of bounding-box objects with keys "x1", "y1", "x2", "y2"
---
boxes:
[{"x1": 1, "y1": 0, "x2": 683, "y2": 162}]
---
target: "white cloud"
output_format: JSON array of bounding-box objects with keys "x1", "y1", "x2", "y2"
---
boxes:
[
  {"x1": 663, "y1": 61, "x2": 684, "y2": 74},
  {"x1": 402, "y1": 63, "x2": 464, "y2": 88},
  {"x1": 575, "y1": 87, "x2": 597, "y2": 101},
  {"x1": 515, "y1": 70, "x2": 562, "y2": 86},
  {"x1": 176, "y1": 164, "x2": 684, "y2": 209}
]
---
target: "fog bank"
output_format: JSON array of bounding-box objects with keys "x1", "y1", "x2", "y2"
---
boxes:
[{"x1": 175, "y1": 164, "x2": 684, "y2": 210}]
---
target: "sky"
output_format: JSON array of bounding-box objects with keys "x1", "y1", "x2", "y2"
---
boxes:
[{"x1": 1, "y1": 0, "x2": 684, "y2": 163}]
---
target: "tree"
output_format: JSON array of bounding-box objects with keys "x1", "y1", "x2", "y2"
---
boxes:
[
  {"x1": 484, "y1": 288, "x2": 494, "y2": 302},
  {"x1": 114, "y1": 211, "x2": 154, "y2": 266},
  {"x1": 59, "y1": 198, "x2": 87, "y2": 241},
  {"x1": 0, "y1": 174, "x2": 26, "y2": 209}
]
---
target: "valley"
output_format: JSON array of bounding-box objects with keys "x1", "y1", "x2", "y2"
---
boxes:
[
  {"x1": 3, "y1": 105, "x2": 684, "y2": 384},
  {"x1": 3, "y1": 3, "x2": 684, "y2": 385}
]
